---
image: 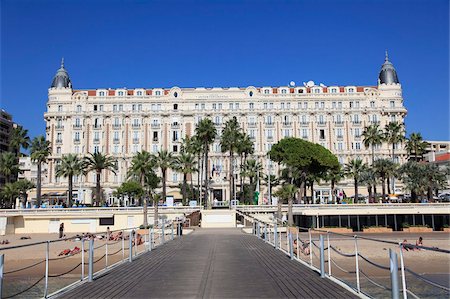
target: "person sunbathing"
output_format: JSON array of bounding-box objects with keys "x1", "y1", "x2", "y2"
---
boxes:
[
  {"x1": 58, "y1": 249, "x2": 71, "y2": 256},
  {"x1": 401, "y1": 239, "x2": 410, "y2": 251},
  {"x1": 70, "y1": 246, "x2": 81, "y2": 255},
  {"x1": 415, "y1": 237, "x2": 423, "y2": 250}
]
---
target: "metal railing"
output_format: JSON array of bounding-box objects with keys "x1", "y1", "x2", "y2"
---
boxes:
[
  {"x1": 0, "y1": 220, "x2": 179, "y2": 298},
  {"x1": 247, "y1": 216, "x2": 450, "y2": 299}
]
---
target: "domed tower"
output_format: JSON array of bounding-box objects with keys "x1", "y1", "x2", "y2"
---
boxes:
[
  {"x1": 378, "y1": 51, "x2": 399, "y2": 85},
  {"x1": 50, "y1": 58, "x2": 72, "y2": 89}
]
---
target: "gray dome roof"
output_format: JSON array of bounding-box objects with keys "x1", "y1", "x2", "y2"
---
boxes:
[
  {"x1": 50, "y1": 58, "x2": 72, "y2": 88},
  {"x1": 378, "y1": 51, "x2": 399, "y2": 85}
]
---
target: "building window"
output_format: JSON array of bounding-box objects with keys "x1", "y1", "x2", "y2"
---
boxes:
[
  {"x1": 263, "y1": 103, "x2": 268, "y2": 109},
  {"x1": 94, "y1": 105, "x2": 98, "y2": 111},
  {"x1": 331, "y1": 88, "x2": 337, "y2": 93},
  {"x1": 264, "y1": 89, "x2": 269, "y2": 94},
  {"x1": 76, "y1": 105, "x2": 82, "y2": 112},
  {"x1": 348, "y1": 88, "x2": 354, "y2": 93},
  {"x1": 58, "y1": 105, "x2": 63, "y2": 112},
  {"x1": 298, "y1": 89, "x2": 304, "y2": 94},
  {"x1": 173, "y1": 145, "x2": 178, "y2": 152},
  {"x1": 390, "y1": 100, "x2": 395, "y2": 108},
  {"x1": 99, "y1": 91, "x2": 105, "y2": 96},
  {"x1": 319, "y1": 129, "x2": 325, "y2": 140},
  {"x1": 172, "y1": 131, "x2": 179, "y2": 142},
  {"x1": 136, "y1": 91, "x2": 143, "y2": 96},
  {"x1": 281, "y1": 89, "x2": 287, "y2": 94},
  {"x1": 174, "y1": 92, "x2": 178, "y2": 98},
  {"x1": 174, "y1": 104, "x2": 178, "y2": 110},
  {"x1": 249, "y1": 91, "x2": 253, "y2": 97},
  {"x1": 249, "y1": 102, "x2": 254, "y2": 110},
  {"x1": 370, "y1": 101, "x2": 375, "y2": 108},
  {"x1": 118, "y1": 91, "x2": 125, "y2": 96}
]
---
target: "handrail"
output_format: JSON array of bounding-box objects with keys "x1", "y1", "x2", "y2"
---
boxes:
[{"x1": 0, "y1": 206, "x2": 201, "y2": 215}]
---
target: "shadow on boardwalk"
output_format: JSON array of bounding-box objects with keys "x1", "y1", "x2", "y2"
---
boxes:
[{"x1": 58, "y1": 228, "x2": 357, "y2": 298}]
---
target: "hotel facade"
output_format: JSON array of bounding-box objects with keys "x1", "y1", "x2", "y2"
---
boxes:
[{"x1": 44, "y1": 54, "x2": 407, "y2": 205}]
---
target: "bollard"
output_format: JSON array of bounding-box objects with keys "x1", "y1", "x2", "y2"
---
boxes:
[
  {"x1": 81, "y1": 239, "x2": 85, "y2": 280},
  {"x1": 390, "y1": 249, "x2": 400, "y2": 299},
  {"x1": 44, "y1": 241, "x2": 49, "y2": 297},
  {"x1": 320, "y1": 235, "x2": 325, "y2": 278},
  {"x1": 289, "y1": 232, "x2": 294, "y2": 260},
  {"x1": 309, "y1": 229, "x2": 313, "y2": 267},
  {"x1": 0, "y1": 254, "x2": 4, "y2": 298},
  {"x1": 399, "y1": 245, "x2": 407, "y2": 299},
  {"x1": 327, "y1": 233, "x2": 331, "y2": 276},
  {"x1": 171, "y1": 223, "x2": 174, "y2": 240},
  {"x1": 129, "y1": 230, "x2": 133, "y2": 262},
  {"x1": 274, "y1": 223, "x2": 278, "y2": 249},
  {"x1": 88, "y1": 239, "x2": 94, "y2": 282},
  {"x1": 354, "y1": 236, "x2": 360, "y2": 293}
]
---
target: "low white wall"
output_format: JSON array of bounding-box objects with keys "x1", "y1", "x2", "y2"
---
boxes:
[{"x1": 201, "y1": 210, "x2": 236, "y2": 228}]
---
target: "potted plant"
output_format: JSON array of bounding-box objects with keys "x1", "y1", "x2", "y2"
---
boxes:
[{"x1": 363, "y1": 226, "x2": 393, "y2": 233}]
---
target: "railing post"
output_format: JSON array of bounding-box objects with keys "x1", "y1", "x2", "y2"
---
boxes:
[
  {"x1": 44, "y1": 241, "x2": 49, "y2": 297},
  {"x1": 171, "y1": 223, "x2": 174, "y2": 240},
  {"x1": 320, "y1": 235, "x2": 325, "y2": 278},
  {"x1": 148, "y1": 227, "x2": 152, "y2": 252},
  {"x1": 274, "y1": 223, "x2": 278, "y2": 249},
  {"x1": 121, "y1": 230, "x2": 125, "y2": 260},
  {"x1": 162, "y1": 222, "x2": 165, "y2": 244},
  {"x1": 81, "y1": 239, "x2": 85, "y2": 280},
  {"x1": 296, "y1": 231, "x2": 299, "y2": 259},
  {"x1": 134, "y1": 230, "x2": 138, "y2": 257},
  {"x1": 264, "y1": 224, "x2": 268, "y2": 242},
  {"x1": 286, "y1": 229, "x2": 289, "y2": 252},
  {"x1": 390, "y1": 249, "x2": 400, "y2": 299},
  {"x1": 0, "y1": 254, "x2": 4, "y2": 298},
  {"x1": 150, "y1": 228, "x2": 154, "y2": 251},
  {"x1": 105, "y1": 233, "x2": 108, "y2": 269},
  {"x1": 399, "y1": 244, "x2": 408, "y2": 299},
  {"x1": 289, "y1": 232, "x2": 294, "y2": 260},
  {"x1": 354, "y1": 236, "x2": 360, "y2": 293},
  {"x1": 327, "y1": 232, "x2": 331, "y2": 276},
  {"x1": 129, "y1": 230, "x2": 133, "y2": 262},
  {"x1": 309, "y1": 229, "x2": 313, "y2": 267},
  {"x1": 88, "y1": 239, "x2": 94, "y2": 282}
]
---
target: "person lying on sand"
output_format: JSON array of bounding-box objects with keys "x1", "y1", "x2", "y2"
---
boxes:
[{"x1": 0, "y1": 240, "x2": 9, "y2": 245}]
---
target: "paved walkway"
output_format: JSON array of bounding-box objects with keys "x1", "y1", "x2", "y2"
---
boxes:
[{"x1": 60, "y1": 229, "x2": 357, "y2": 298}]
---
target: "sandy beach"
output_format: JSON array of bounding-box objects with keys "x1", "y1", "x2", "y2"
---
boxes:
[{"x1": 0, "y1": 231, "x2": 448, "y2": 298}]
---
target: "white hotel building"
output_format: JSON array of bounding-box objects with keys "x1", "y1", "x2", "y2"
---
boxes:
[{"x1": 44, "y1": 54, "x2": 407, "y2": 205}]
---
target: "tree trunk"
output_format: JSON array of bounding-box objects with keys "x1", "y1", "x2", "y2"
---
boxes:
[
  {"x1": 190, "y1": 175, "x2": 194, "y2": 202},
  {"x1": 36, "y1": 162, "x2": 42, "y2": 207},
  {"x1": 277, "y1": 197, "x2": 282, "y2": 223},
  {"x1": 310, "y1": 181, "x2": 314, "y2": 203},
  {"x1": 96, "y1": 171, "x2": 101, "y2": 206},
  {"x1": 354, "y1": 178, "x2": 358, "y2": 204},
  {"x1": 331, "y1": 179, "x2": 335, "y2": 204},
  {"x1": 152, "y1": 192, "x2": 158, "y2": 227},
  {"x1": 68, "y1": 174, "x2": 73, "y2": 207},
  {"x1": 387, "y1": 177, "x2": 391, "y2": 195},
  {"x1": 198, "y1": 155, "x2": 203, "y2": 205},
  {"x1": 411, "y1": 190, "x2": 418, "y2": 203},
  {"x1": 203, "y1": 146, "x2": 209, "y2": 209},
  {"x1": 142, "y1": 175, "x2": 148, "y2": 227},
  {"x1": 427, "y1": 186, "x2": 432, "y2": 201},
  {"x1": 367, "y1": 185, "x2": 372, "y2": 203},
  {"x1": 182, "y1": 173, "x2": 187, "y2": 205},
  {"x1": 288, "y1": 195, "x2": 293, "y2": 226},
  {"x1": 239, "y1": 155, "x2": 244, "y2": 195},
  {"x1": 162, "y1": 169, "x2": 167, "y2": 202},
  {"x1": 229, "y1": 151, "x2": 233, "y2": 202},
  {"x1": 381, "y1": 175, "x2": 386, "y2": 202},
  {"x1": 371, "y1": 145, "x2": 375, "y2": 165}
]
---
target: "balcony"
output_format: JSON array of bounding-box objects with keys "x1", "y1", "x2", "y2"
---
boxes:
[
  {"x1": 133, "y1": 138, "x2": 140, "y2": 144},
  {"x1": 151, "y1": 124, "x2": 161, "y2": 129},
  {"x1": 334, "y1": 121, "x2": 344, "y2": 126},
  {"x1": 352, "y1": 121, "x2": 361, "y2": 125},
  {"x1": 92, "y1": 125, "x2": 102, "y2": 129},
  {"x1": 73, "y1": 125, "x2": 82, "y2": 129},
  {"x1": 55, "y1": 125, "x2": 64, "y2": 130},
  {"x1": 131, "y1": 124, "x2": 141, "y2": 128},
  {"x1": 153, "y1": 137, "x2": 159, "y2": 142},
  {"x1": 282, "y1": 122, "x2": 292, "y2": 127},
  {"x1": 265, "y1": 122, "x2": 274, "y2": 128},
  {"x1": 93, "y1": 138, "x2": 100, "y2": 143},
  {"x1": 112, "y1": 124, "x2": 121, "y2": 129},
  {"x1": 55, "y1": 139, "x2": 63, "y2": 144},
  {"x1": 113, "y1": 138, "x2": 120, "y2": 144},
  {"x1": 73, "y1": 138, "x2": 80, "y2": 143},
  {"x1": 171, "y1": 123, "x2": 181, "y2": 129},
  {"x1": 336, "y1": 135, "x2": 344, "y2": 140},
  {"x1": 317, "y1": 121, "x2": 326, "y2": 126},
  {"x1": 267, "y1": 136, "x2": 274, "y2": 141},
  {"x1": 299, "y1": 122, "x2": 309, "y2": 126},
  {"x1": 247, "y1": 122, "x2": 257, "y2": 128}
]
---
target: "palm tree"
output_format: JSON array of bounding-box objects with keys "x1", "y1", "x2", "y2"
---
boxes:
[
  {"x1": 405, "y1": 133, "x2": 429, "y2": 162},
  {"x1": 195, "y1": 118, "x2": 217, "y2": 208},
  {"x1": 84, "y1": 152, "x2": 117, "y2": 206},
  {"x1": 362, "y1": 124, "x2": 384, "y2": 165},
  {"x1": 144, "y1": 171, "x2": 160, "y2": 227},
  {"x1": 15, "y1": 179, "x2": 35, "y2": 208},
  {"x1": 0, "y1": 182, "x2": 19, "y2": 208},
  {"x1": 56, "y1": 154, "x2": 84, "y2": 207},
  {"x1": 220, "y1": 117, "x2": 242, "y2": 202},
  {"x1": 154, "y1": 149, "x2": 174, "y2": 205},
  {"x1": 262, "y1": 174, "x2": 279, "y2": 204},
  {"x1": 323, "y1": 166, "x2": 344, "y2": 204},
  {"x1": 189, "y1": 135, "x2": 203, "y2": 202},
  {"x1": 30, "y1": 136, "x2": 51, "y2": 206},
  {"x1": 398, "y1": 161, "x2": 428, "y2": 202},
  {"x1": 128, "y1": 151, "x2": 155, "y2": 227},
  {"x1": 173, "y1": 152, "x2": 197, "y2": 205},
  {"x1": 373, "y1": 159, "x2": 395, "y2": 201},
  {"x1": 274, "y1": 184, "x2": 298, "y2": 226},
  {"x1": 237, "y1": 134, "x2": 254, "y2": 194},
  {"x1": 344, "y1": 159, "x2": 366, "y2": 203},
  {"x1": 360, "y1": 168, "x2": 377, "y2": 203},
  {"x1": 423, "y1": 164, "x2": 448, "y2": 201},
  {"x1": 0, "y1": 152, "x2": 20, "y2": 184},
  {"x1": 9, "y1": 125, "x2": 30, "y2": 157},
  {"x1": 384, "y1": 122, "x2": 405, "y2": 160}
]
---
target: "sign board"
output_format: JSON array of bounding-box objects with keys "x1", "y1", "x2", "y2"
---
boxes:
[
  {"x1": 189, "y1": 200, "x2": 197, "y2": 207},
  {"x1": 272, "y1": 197, "x2": 278, "y2": 206},
  {"x1": 166, "y1": 196, "x2": 174, "y2": 207}
]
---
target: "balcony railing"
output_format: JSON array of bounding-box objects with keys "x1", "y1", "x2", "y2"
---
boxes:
[
  {"x1": 133, "y1": 138, "x2": 140, "y2": 144},
  {"x1": 247, "y1": 122, "x2": 257, "y2": 128},
  {"x1": 112, "y1": 124, "x2": 121, "y2": 129},
  {"x1": 73, "y1": 125, "x2": 82, "y2": 129},
  {"x1": 151, "y1": 124, "x2": 160, "y2": 129},
  {"x1": 131, "y1": 124, "x2": 141, "y2": 128},
  {"x1": 55, "y1": 125, "x2": 64, "y2": 129},
  {"x1": 92, "y1": 125, "x2": 102, "y2": 129},
  {"x1": 113, "y1": 138, "x2": 120, "y2": 144}
]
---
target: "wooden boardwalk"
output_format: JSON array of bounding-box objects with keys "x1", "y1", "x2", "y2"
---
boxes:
[{"x1": 59, "y1": 229, "x2": 357, "y2": 298}]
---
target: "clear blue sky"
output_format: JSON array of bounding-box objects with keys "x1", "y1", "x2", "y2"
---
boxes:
[{"x1": 1, "y1": 0, "x2": 449, "y2": 141}]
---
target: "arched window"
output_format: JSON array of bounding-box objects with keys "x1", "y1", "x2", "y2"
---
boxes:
[
  {"x1": 281, "y1": 89, "x2": 287, "y2": 94},
  {"x1": 249, "y1": 91, "x2": 253, "y2": 97},
  {"x1": 174, "y1": 92, "x2": 178, "y2": 98}
]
